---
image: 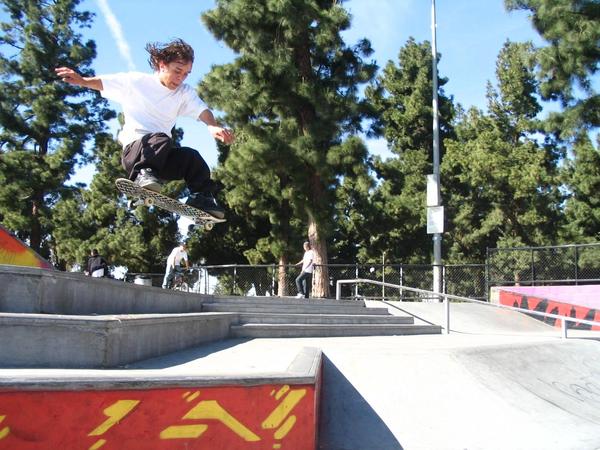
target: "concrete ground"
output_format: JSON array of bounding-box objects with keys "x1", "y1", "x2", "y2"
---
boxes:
[{"x1": 3, "y1": 302, "x2": 599, "y2": 449}]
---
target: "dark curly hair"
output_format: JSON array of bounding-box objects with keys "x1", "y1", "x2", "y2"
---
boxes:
[{"x1": 145, "y1": 38, "x2": 194, "y2": 71}]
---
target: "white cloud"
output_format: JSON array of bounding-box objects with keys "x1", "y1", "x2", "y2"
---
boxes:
[{"x1": 96, "y1": 0, "x2": 136, "y2": 70}]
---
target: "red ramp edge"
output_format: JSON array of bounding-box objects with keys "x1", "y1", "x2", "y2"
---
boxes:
[
  {"x1": 0, "y1": 224, "x2": 53, "y2": 270},
  {"x1": 492, "y1": 285, "x2": 600, "y2": 331},
  {"x1": 0, "y1": 347, "x2": 322, "y2": 450}
]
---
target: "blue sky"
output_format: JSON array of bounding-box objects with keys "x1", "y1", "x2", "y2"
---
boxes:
[{"x1": 71, "y1": 0, "x2": 543, "y2": 182}]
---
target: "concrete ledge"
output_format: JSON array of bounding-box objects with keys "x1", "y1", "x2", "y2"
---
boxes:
[
  {"x1": 0, "y1": 265, "x2": 209, "y2": 314},
  {"x1": 0, "y1": 347, "x2": 322, "y2": 449},
  {"x1": 0, "y1": 312, "x2": 236, "y2": 368},
  {"x1": 0, "y1": 346, "x2": 322, "y2": 390}
]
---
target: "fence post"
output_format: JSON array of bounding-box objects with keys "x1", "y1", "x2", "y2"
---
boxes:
[
  {"x1": 400, "y1": 265, "x2": 404, "y2": 300},
  {"x1": 444, "y1": 293, "x2": 450, "y2": 335},
  {"x1": 204, "y1": 267, "x2": 208, "y2": 294},
  {"x1": 233, "y1": 265, "x2": 237, "y2": 295},
  {"x1": 355, "y1": 264, "x2": 359, "y2": 298},
  {"x1": 575, "y1": 246, "x2": 579, "y2": 285},
  {"x1": 442, "y1": 265, "x2": 446, "y2": 295},
  {"x1": 531, "y1": 249, "x2": 535, "y2": 286},
  {"x1": 271, "y1": 264, "x2": 276, "y2": 296}
]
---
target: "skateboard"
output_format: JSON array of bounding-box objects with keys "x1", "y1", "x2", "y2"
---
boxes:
[{"x1": 115, "y1": 178, "x2": 226, "y2": 231}]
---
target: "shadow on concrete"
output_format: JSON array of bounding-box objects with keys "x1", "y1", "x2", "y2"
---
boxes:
[
  {"x1": 124, "y1": 338, "x2": 252, "y2": 369},
  {"x1": 318, "y1": 355, "x2": 403, "y2": 450}
]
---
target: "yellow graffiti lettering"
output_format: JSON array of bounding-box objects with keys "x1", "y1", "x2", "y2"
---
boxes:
[
  {"x1": 88, "y1": 439, "x2": 106, "y2": 450},
  {"x1": 160, "y1": 424, "x2": 209, "y2": 439},
  {"x1": 0, "y1": 415, "x2": 9, "y2": 440},
  {"x1": 274, "y1": 415, "x2": 296, "y2": 440},
  {"x1": 88, "y1": 400, "x2": 140, "y2": 436},
  {"x1": 183, "y1": 400, "x2": 260, "y2": 442},
  {"x1": 274, "y1": 385, "x2": 290, "y2": 400},
  {"x1": 182, "y1": 391, "x2": 201, "y2": 402},
  {"x1": 262, "y1": 388, "x2": 306, "y2": 430}
]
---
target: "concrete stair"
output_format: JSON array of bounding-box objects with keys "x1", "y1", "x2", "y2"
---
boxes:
[
  {"x1": 236, "y1": 312, "x2": 414, "y2": 325},
  {"x1": 0, "y1": 265, "x2": 441, "y2": 368},
  {"x1": 203, "y1": 301, "x2": 390, "y2": 315},
  {"x1": 231, "y1": 323, "x2": 442, "y2": 338}
]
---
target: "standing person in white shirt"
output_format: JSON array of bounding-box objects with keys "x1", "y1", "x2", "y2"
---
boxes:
[
  {"x1": 55, "y1": 39, "x2": 234, "y2": 219},
  {"x1": 295, "y1": 241, "x2": 314, "y2": 298},
  {"x1": 162, "y1": 243, "x2": 190, "y2": 289}
]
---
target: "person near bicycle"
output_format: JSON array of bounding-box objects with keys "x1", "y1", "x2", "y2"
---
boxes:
[
  {"x1": 86, "y1": 249, "x2": 108, "y2": 278},
  {"x1": 162, "y1": 243, "x2": 189, "y2": 289}
]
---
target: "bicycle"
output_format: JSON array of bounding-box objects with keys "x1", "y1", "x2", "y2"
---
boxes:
[{"x1": 170, "y1": 267, "x2": 194, "y2": 292}]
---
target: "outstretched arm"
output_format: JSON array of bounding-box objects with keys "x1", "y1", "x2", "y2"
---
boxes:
[
  {"x1": 198, "y1": 109, "x2": 234, "y2": 145},
  {"x1": 55, "y1": 67, "x2": 103, "y2": 91}
]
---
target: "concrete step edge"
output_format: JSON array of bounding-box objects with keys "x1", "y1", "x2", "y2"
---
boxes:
[{"x1": 236, "y1": 313, "x2": 413, "y2": 324}]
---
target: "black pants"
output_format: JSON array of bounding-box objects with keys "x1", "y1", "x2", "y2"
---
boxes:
[
  {"x1": 122, "y1": 132, "x2": 217, "y2": 194},
  {"x1": 295, "y1": 271, "x2": 312, "y2": 298}
]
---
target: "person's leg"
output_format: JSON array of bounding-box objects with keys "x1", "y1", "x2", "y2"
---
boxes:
[
  {"x1": 158, "y1": 145, "x2": 225, "y2": 218},
  {"x1": 295, "y1": 272, "x2": 304, "y2": 295},
  {"x1": 297, "y1": 272, "x2": 310, "y2": 297},
  {"x1": 305, "y1": 273, "x2": 312, "y2": 298},
  {"x1": 162, "y1": 266, "x2": 174, "y2": 289},
  {"x1": 122, "y1": 133, "x2": 173, "y2": 181},
  {"x1": 160, "y1": 146, "x2": 216, "y2": 193}
]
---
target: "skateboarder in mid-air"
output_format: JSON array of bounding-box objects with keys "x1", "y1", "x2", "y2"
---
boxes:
[{"x1": 55, "y1": 38, "x2": 234, "y2": 219}]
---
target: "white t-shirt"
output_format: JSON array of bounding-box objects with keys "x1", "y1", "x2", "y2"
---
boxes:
[
  {"x1": 100, "y1": 72, "x2": 208, "y2": 147},
  {"x1": 167, "y1": 246, "x2": 188, "y2": 268},
  {"x1": 301, "y1": 249, "x2": 315, "y2": 273}
]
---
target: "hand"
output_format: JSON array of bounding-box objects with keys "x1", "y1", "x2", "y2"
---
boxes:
[
  {"x1": 55, "y1": 67, "x2": 84, "y2": 86},
  {"x1": 207, "y1": 125, "x2": 235, "y2": 145}
]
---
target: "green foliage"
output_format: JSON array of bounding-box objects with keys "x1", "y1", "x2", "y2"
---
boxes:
[
  {"x1": 505, "y1": 0, "x2": 599, "y2": 136},
  {"x1": 560, "y1": 135, "x2": 600, "y2": 242},
  {"x1": 0, "y1": 0, "x2": 113, "y2": 255},
  {"x1": 199, "y1": 0, "x2": 377, "y2": 274},
  {"x1": 442, "y1": 41, "x2": 563, "y2": 262},
  {"x1": 365, "y1": 38, "x2": 455, "y2": 263}
]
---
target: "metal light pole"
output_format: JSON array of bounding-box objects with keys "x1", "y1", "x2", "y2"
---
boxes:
[{"x1": 430, "y1": 0, "x2": 443, "y2": 299}]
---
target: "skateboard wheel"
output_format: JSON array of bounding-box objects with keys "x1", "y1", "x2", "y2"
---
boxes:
[
  {"x1": 204, "y1": 222, "x2": 214, "y2": 231},
  {"x1": 144, "y1": 197, "x2": 154, "y2": 206}
]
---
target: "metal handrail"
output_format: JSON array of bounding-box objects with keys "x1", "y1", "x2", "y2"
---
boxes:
[{"x1": 335, "y1": 278, "x2": 600, "y2": 339}]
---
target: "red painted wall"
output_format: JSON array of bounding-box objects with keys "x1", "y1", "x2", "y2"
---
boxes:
[
  {"x1": 499, "y1": 290, "x2": 600, "y2": 331},
  {"x1": 0, "y1": 384, "x2": 317, "y2": 449}
]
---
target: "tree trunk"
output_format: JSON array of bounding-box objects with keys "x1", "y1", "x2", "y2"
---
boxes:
[
  {"x1": 308, "y1": 212, "x2": 329, "y2": 298},
  {"x1": 277, "y1": 254, "x2": 289, "y2": 297},
  {"x1": 30, "y1": 197, "x2": 42, "y2": 254}
]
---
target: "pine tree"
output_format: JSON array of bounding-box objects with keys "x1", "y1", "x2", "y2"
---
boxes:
[
  {"x1": 200, "y1": 0, "x2": 377, "y2": 296},
  {"x1": 505, "y1": 0, "x2": 599, "y2": 136},
  {"x1": 365, "y1": 38, "x2": 455, "y2": 263},
  {"x1": 0, "y1": 0, "x2": 112, "y2": 256},
  {"x1": 561, "y1": 135, "x2": 600, "y2": 242},
  {"x1": 442, "y1": 41, "x2": 563, "y2": 261}
]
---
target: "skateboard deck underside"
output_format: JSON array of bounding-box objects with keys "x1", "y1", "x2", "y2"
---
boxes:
[{"x1": 115, "y1": 178, "x2": 225, "y2": 229}]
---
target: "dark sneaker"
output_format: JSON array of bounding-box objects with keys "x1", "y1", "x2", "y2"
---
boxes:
[
  {"x1": 186, "y1": 192, "x2": 226, "y2": 219},
  {"x1": 134, "y1": 168, "x2": 162, "y2": 192}
]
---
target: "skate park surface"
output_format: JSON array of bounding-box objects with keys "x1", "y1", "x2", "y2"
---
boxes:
[{"x1": 1, "y1": 265, "x2": 600, "y2": 449}]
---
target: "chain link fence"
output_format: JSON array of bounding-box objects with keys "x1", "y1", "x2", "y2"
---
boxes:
[
  {"x1": 487, "y1": 243, "x2": 600, "y2": 288},
  {"x1": 123, "y1": 243, "x2": 600, "y2": 301},
  {"x1": 126, "y1": 263, "x2": 487, "y2": 300}
]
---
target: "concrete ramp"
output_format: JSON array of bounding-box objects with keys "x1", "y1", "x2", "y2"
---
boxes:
[{"x1": 317, "y1": 336, "x2": 600, "y2": 450}]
